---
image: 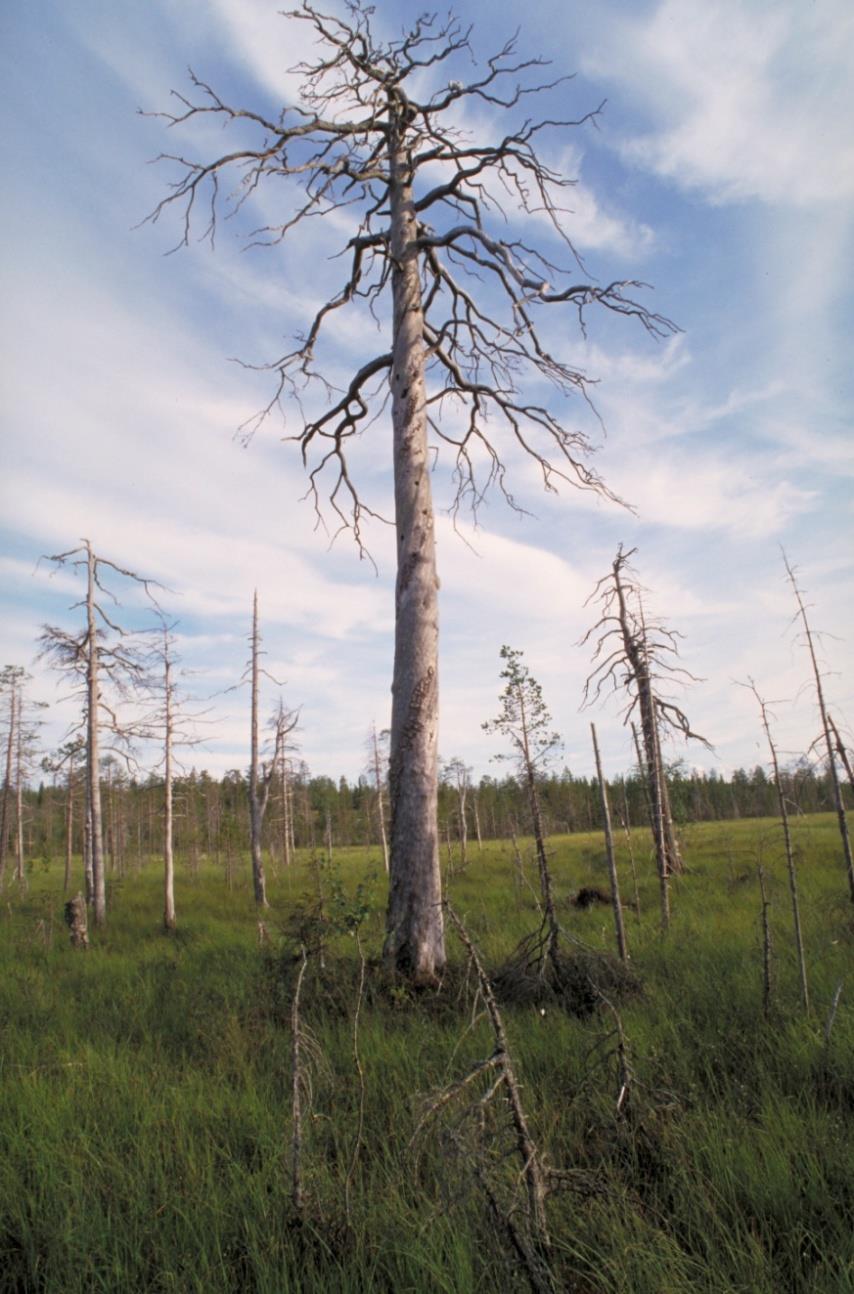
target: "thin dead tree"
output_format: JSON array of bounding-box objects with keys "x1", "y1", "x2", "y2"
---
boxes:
[
  {"x1": 145, "y1": 620, "x2": 210, "y2": 932},
  {"x1": 41, "y1": 738, "x2": 86, "y2": 894},
  {"x1": 590, "y1": 723, "x2": 628, "y2": 963},
  {"x1": 741, "y1": 679, "x2": 809, "y2": 1013},
  {"x1": 39, "y1": 541, "x2": 158, "y2": 926},
  {"x1": 483, "y1": 646, "x2": 561, "y2": 963},
  {"x1": 366, "y1": 723, "x2": 390, "y2": 873},
  {"x1": 277, "y1": 702, "x2": 302, "y2": 870},
  {"x1": 0, "y1": 667, "x2": 26, "y2": 887},
  {"x1": 244, "y1": 593, "x2": 298, "y2": 907},
  {"x1": 782, "y1": 553, "x2": 854, "y2": 903},
  {"x1": 442, "y1": 756, "x2": 472, "y2": 871},
  {"x1": 583, "y1": 546, "x2": 710, "y2": 929},
  {"x1": 144, "y1": 3, "x2": 675, "y2": 980}
]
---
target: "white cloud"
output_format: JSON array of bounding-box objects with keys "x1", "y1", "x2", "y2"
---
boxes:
[{"x1": 584, "y1": 0, "x2": 854, "y2": 207}]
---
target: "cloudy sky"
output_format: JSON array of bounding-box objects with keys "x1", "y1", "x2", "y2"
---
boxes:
[{"x1": 2, "y1": 0, "x2": 852, "y2": 784}]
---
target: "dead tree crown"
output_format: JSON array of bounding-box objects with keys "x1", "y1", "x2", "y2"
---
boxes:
[{"x1": 143, "y1": 2, "x2": 676, "y2": 546}]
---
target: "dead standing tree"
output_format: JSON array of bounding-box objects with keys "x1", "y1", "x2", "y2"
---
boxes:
[
  {"x1": 144, "y1": 3, "x2": 675, "y2": 981},
  {"x1": 0, "y1": 666, "x2": 26, "y2": 887},
  {"x1": 145, "y1": 620, "x2": 211, "y2": 932},
  {"x1": 782, "y1": 553, "x2": 854, "y2": 904},
  {"x1": 583, "y1": 546, "x2": 709, "y2": 929},
  {"x1": 741, "y1": 679, "x2": 809, "y2": 1012},
  {"x1": 244, "y1": 593, "x2": 299, "y2": 907},
  {"x1": 39, "y1": 541, "x2": 158, "y2": 926}
]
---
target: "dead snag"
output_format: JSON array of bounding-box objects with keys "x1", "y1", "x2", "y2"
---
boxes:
[{"x1": 64, "y1": 893, "x2": 89, "y2": 950}]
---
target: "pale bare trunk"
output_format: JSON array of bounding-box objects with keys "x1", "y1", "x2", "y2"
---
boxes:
[
  {"x1": 64, "y1": 768, "x2": 74, "y2": 895},
  {"x1": 163, "y1": 650, "x2": 176, "y2": 932},
  {"x1": 86, "y1": 543, "x2": 106, "y2": 926},
  {"x1": 370, "y1": 724, "x2": 389, "y2": 874},
  {"x1": 14, "y1": 722, "x2": 24, "y2": 885},
  {"x1": 248, "y1": 591, "x2": 269, "y2": 908},
  {"x1": 0, "y1": 682, "x2": 17, "y2": 885},
  {"x1": 280, "y1": 757, "x2": 292, "y2": 869},
  {"x1": 83, "y1": 800, "x2": 94, "y2": 905},
  {"x1": 384, "y1": 113, "x2": 445, "y2": 981},
  {"x1": 591, "y1": 723, "x2": 629, "y2": 963},
  {"x1": 457, "y1": 786, "x2": 468, "y2": 870},
  {"x1": 473, "y1": 794, "x2": 483, "y2": 852}
]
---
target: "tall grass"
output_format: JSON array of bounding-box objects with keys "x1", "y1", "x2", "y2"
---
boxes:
[{"x1": 1, "y1": 814, "x2": 851, "y2": 1291}]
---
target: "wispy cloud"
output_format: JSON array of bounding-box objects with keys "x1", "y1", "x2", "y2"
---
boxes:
[{"x1": 583, "y1": 0, "x2": 854, "y2": 207}]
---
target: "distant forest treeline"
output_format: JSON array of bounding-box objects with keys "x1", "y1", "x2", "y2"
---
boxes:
[{"x1": 18, "y1": 758, "x2": 852, "y2": 869}]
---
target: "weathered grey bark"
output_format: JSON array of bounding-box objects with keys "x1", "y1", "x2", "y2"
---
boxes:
[
  {"x1": 64, "y1": 764, "x2": 74, "y2": 895},
  {"x1": 85, "y1": 544, "x2": 107, "y2": 926},
  {"x1": 14, "y1": 715, "x2": 25, "y2": 885},
  {"x1": 583, "y1": 550, "x2": 709, "y2": 930},
  {"x1": 64, "y1": 892, "x2": 89, "y2": 950},
  {"x1": 248, "y1": 591, "x2": 269, "y2": 909},
  {"x1": 279, "y1": 756, "x2": 292, "y2": 870},
  {"x1": 783, "y1": 554, "x2": 854, "y2": 903},
  {"x1": 163, "y1": 641, "x2": 176, "y2": 931},
  {"x1": 472, "y1": 794, "x2": 483, "y2": 853},
  {"x1": 591, "y1": 723, "x2": 629, "y2": 963},
  {"x1": 146, "y1": 7, "x2": 675, "y2": 980},
  {"x1": 0, "y1": 674, "x2": 19, "y2": 886},
  {"x1": 384, "y1": 111, "x2": 444, "y2": 982},
  {"x1": 83, "y1": 800, "x2": 94, "y2": 906},
  {"x1": 615, "y1": 575, "x2": 671, "y2": 927},
  {"x1": 368, "y1": 724, "x2": 389, "y2": 875},
  {"x1": 747, "y1": 680, "x2": 808, "y2": 1012}
]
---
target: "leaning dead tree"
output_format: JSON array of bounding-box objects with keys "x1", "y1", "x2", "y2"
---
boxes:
[
  {"x1": 39, "y1": 541, "x2": 157, "y2": 927},
  {"x1": 145, "y1": 3, "x2": 675, "y2": 980},
  {"x1": 583, "y1": 546, "x2": 709, "y2": 929},
  {"x1": 782, "y1": 553, "x2": 854, "y2": 904}
]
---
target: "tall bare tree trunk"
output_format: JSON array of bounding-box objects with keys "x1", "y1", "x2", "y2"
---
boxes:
[
  {"x1": 248, "y1": 591, "x2": 269, "y2": 908},
  {"x1": 784, "y1": 554, "x2": 854, "y2": 903},
  {"x1": 64, "y1": 764, "x2": 74, "y2": 895},
  {"x1": 0, "y1": 680, "x2": 17, "y2": 886},
  {"x1": 163, "y1": 644, "x2": 176, "y2": 931},
  {"x1": 473, "y1": 794, "x2": 483, "y2": 852},
  {"x1": 280, "y1": 756, "x2": 292, "y2": 870},
  {"x1": 591, "y1": 723, "x2": 628, "y2": 963},
  {"x1": 457, "y1": 783, "x2": 468, "y2": 870},
  {"x1": 369, "y1": 723, "x2": 389, "y2": 874},
  {"x1": 86, "y1": 542, "x2": 107, "y2": 926},
  {"x1": 83, "y1": 800, "x2": 94, "y2": 905},
  {"x1": 384, "y1": 109, "x2": 445, "y2": 981},
  {"x1": 14, "y1": 719, "x2": 24, "y2": 885}
]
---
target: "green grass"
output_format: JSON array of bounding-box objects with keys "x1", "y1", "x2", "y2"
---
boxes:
[{"x1": 1, "y1": 815, "x2": 852, "y2": 1292}]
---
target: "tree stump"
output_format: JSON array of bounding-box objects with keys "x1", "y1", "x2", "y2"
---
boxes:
[{"x1": 64, "y1": 892, "x2": 88, "y2": 949}]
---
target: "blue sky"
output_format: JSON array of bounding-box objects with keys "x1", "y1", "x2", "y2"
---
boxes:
[{"x1": 2, "y1": 0, "x2": 852, "y2": 783}]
